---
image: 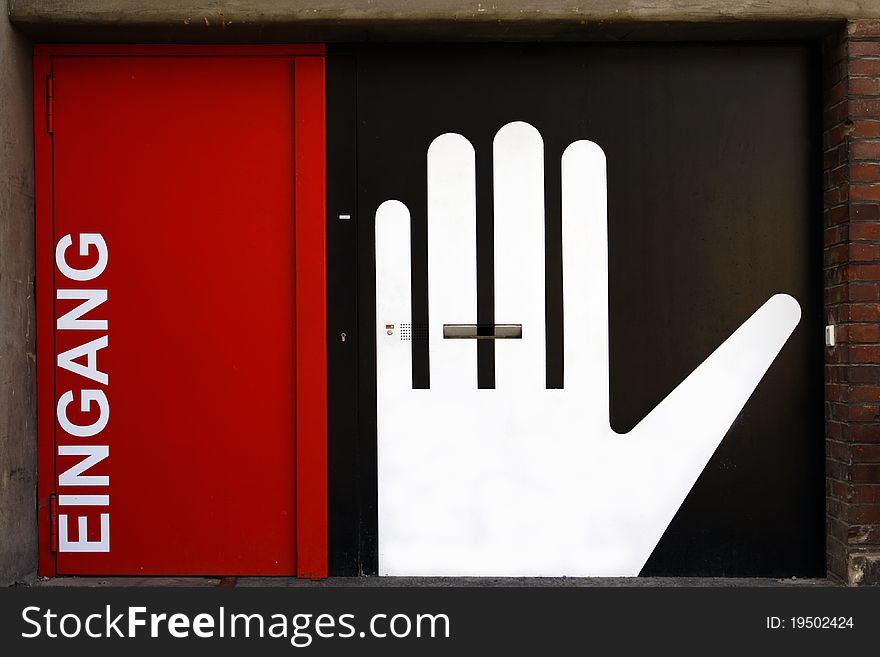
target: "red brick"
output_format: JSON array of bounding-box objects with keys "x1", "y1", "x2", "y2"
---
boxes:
[
  {"x1": 826, "y1": 283, "x2": 848, "y2": 304},
  {"x1": 850, "y1": 386, "x2": 880, "y2": 402},
  {"x1": 843, "y1": 424, "x2": 880, "y2": 442},
  {"x1": 853, "y1": 239, "x2": 880, "y2": 261},
  {"x1": 828, "y1": 401, "x2": 847, "y2": 420},
  {"x1": 827, "y1": 347, "x2": 847, "y2": 365},
  {"x1": 852, "y1": 346, "x2": 880, "y2": 363},
  {"x1": 849, "y1": 505, "x2": 880, "y2": 524},
  {"x1": 824, "y1": 204, "x2": 849, "y2": 227},
  {"x1": 829, "y1": 163, "x2": 851, "y2": 187},
  {"x1": 826, "y1": 122, "x2": 853, "y2": 150},
  {"x1": 852, "y1": 79, "x2": 880, "y2": 98},
  {"x1": 854, "y1": 443, "x2": 880, "y2": 462},
  {"x1": 851, "y1": 223, "x2": 880, "y2": 241},
  {"x1": 822, "y1": 57, "x2": 848, "y2": 90},
  {"x1": 825, "y1": 364, "x2": 845, "y2": 384},
  {"x1": 851, "y1": 162, "x2": 880, "y2": 180},
  {"x1": 823, "y1": 363, "x2": 842, "y2": 382},
  {"x1": 825, "y1": 101, "x2": 850, "y2": 128},
  {"x1": 844, "y1": 365, "x2": 880, "y2": 384},
  {"x1": 849, "y1": 59, "x2": 880, "y2": 76},
  {"x1": 824, "y1": 185, "x2": 849, "y2": 206},
  {"x1": 825, "y1": 265, "x2": 846, "y2": 287},
  {"x1": 824, "y1": 143, "x2": 848, "y2": 169},
  {"x1": 833, "y1": 402, "x2": 880, "y2": 421},
  {"x1": 847, "y1": 283, "x2": 880, "y2": 302},
  {"x1": 850, "y1": 98, "x2": 880, "y2": 118},
  {"x1": 827, "y1": 458, "x2": 850, "y2": 481},
  {"x1": 829, "y1": 478, "x2": 852, "y2": 501},
  {"x1": 848, "y1": 264, "x2": 880, "y2": 281},
  {"x1": 850, "y1": 41, "x2": 880, "y2": 57},
  {"x1": 824, "y1": 243, "x2": 849, "y2": 267},
  {"x1": 827, "y1": 411, "x2": 845, "y2": 433},
  {"x1": 850, "y1": 184, "x2": 880, "y2": 201},
  {"x1": 827, "y1": 496, "x2": 847, "y2": 520},
  {"x1": 848, "y1": 20, "x2": 880, "y2": 37},
  {"x1": 830, "y1": 440, "x2": 852, "y2": 462},
  {"x1": 851, "y1": 140, "x2": 880, "y2": 159},
  {"x1": 851, "y1": 462, "x2": 880, "y2": 482},
  {"x1": 852, "y1": 204, "x2": 880, "y2": 221},
  {"x1": 849, "y1": 242, "x2": 880, "y2": 261},
  {"x1": 845, "y1": 324, "x2": 880, "y2": 343},
  {"x1": 840, "y1": 304, "x2": 880, "y2": 322},
  {"x1": 851, "y1": 485, "x2": 880, "y2": 503},
  {"x1": 829, "y1": 79, "x2": 848, "y2": 104},
  {"x1": 826, "y1": 383, "x2": 848, "y2": 401},
  {"x1": 825, "y1": 224, "x2": 849, "y2": 246},
  {"x1": 852, "y1": 119, "x2": 880, "y2": 138}
]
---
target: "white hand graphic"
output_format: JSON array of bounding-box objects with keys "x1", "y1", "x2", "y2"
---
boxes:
[{"x1": 375, "y1": 121, "x2": 801, "y2": 576}]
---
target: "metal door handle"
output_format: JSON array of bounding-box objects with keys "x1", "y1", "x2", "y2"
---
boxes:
[{"x1": 442, "y1": 324, "x2": 522, "y2": 339}]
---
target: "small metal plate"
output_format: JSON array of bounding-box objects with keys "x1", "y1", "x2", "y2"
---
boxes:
[{"x1": 442, "y1": 324, "x2": 522, "y2": 339}]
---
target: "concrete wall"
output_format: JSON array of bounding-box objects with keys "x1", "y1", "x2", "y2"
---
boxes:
[{"x1": 0, "y1": 0, "x2": 35, "y2": 587}]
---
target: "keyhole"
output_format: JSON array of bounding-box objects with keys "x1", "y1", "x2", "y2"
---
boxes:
[{"x1": 341, "y1": 332, "x2": 347, "y2": 343}]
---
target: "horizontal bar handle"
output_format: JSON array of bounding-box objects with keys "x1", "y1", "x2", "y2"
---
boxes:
[{"x1": 443, "y1": 324, "x2": 522, "y2": 340}]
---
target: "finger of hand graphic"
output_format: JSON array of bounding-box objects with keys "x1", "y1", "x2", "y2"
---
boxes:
[
  {"x1": 376, "y1": 200, "x2": 414, "y2": 390},
  {"x1": 561, "y1": 140, "x2": 610, "y2": 414},
  {"x1": 627, "y1": 293, "x2": 801, "y2": 468},
  {"x1": 494, "y1": 121, "x2": 546, "y2": 389},
  {"x1": 428, "y1": 133, "x2": 478, "y2": 388}
]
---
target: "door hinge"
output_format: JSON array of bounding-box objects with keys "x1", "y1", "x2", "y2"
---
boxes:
[
  {"x1": 46, "y1": 75, "x2": 55, "y2": 134},
  {"x1": 49, "y1": 493, "x2": 59, "y2": 553}
]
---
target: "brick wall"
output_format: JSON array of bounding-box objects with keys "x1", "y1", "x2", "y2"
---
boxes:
[{"x1": 823, "y1": 20, "x2": 880, "y2": 586}]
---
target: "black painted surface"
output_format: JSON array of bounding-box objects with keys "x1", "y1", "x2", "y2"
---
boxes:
[
  {"x1": 326, "y1": 53, "x2": 362, "y2": 576},
  {"x1": 329, "y1": 44, "x2": 825, "y2": 577}
]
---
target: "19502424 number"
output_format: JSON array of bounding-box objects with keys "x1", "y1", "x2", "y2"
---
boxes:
[{"x1": 766, "y1": 616, "x2": 854, "y2": 629}]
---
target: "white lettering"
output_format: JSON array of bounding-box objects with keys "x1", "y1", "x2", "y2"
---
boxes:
[
  {"x1": 56, "y1": 289, "x2": 108, "y2": 331},
  {"x1": 57, "y1": 336, "x2": 109, "y2": 385},
  {"x1": 54, "y1": 233, "x2": 111, "y2": 555},
  {"x1": 56, "y1": 389, "x2": 109, "y2": 438},
  {"x1": 58, "y1": 495, "x2": 109, "y2": 506},
  {"x1": 58, "y1": 513, "x2": 109, "y2": 552},
  {"x1": 55, "y1": 233, "x2": 108, "y2": 282},
  {"x1": 57, "y1": 445, "x2": 109, "y2": 487}
]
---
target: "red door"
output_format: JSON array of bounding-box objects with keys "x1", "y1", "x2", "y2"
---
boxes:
[{"x1": 35, "y1": 46, "x2": 327, "y2": 576}]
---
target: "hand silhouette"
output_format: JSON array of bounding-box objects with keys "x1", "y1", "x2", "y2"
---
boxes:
[{"x1": 375, "y1": 121, "x2": 801, "y2": 576}]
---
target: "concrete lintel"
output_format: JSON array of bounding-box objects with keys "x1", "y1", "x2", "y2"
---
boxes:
[{"x1": 6, "y1": 1, "x2": 870, "y2": 42}]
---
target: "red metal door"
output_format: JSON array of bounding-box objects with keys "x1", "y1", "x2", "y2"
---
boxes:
[{"x1": 35, "y1": 46, "x2": 327, "y2": 576}]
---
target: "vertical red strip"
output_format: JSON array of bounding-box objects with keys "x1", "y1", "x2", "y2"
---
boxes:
[
  {"x1": 294, "y1": 55, "x2": 328, "y2": 578},
  {"x1": 33, "y1": 47, "x2": 56, "y2": 577}
]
